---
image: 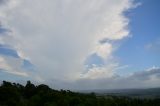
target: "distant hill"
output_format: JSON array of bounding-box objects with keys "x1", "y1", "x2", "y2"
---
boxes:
[{"x1": 80, "y1": 88, "x2": 160, "y2": 99}]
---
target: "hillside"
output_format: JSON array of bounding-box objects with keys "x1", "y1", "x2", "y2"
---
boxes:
[{"x1": 0, "y1": 81, "x2": 160, "y2": 106}]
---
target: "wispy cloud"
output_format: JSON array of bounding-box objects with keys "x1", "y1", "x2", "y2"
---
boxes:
[
  {"x1": 146, "y1": 39, "x2": 160, "y2": 53},
  {"x1": 0, "y1": 56, "x2": 28, "y2": 77}
]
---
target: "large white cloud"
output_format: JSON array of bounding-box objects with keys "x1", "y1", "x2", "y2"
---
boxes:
[{"x1": 0, "y1": 0, "x2": 135, "y2": 83}]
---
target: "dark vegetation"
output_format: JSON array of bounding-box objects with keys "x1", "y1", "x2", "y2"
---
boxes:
[{"x1": 0, "y1": 81, "x2": 160, "y2": 106}]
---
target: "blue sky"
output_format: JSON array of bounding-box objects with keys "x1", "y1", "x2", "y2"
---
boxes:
[
  {"x1": 115, "y1": 0, "x2": 160, "y2": 74},
  {"x1": 0, "y1": 0, "x2": 160, "y2": 89}
]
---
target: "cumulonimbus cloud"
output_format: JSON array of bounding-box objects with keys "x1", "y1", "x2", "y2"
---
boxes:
[{"x1": 0, "y1": 0, "x2": 135, "y2": 82}]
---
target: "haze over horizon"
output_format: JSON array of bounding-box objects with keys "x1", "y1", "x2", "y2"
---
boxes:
[{"x1": 0, "y1": 0, "x2": 160, "y2": 90}]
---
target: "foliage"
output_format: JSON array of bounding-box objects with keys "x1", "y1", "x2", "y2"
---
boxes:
[{"x1": 0, "y1": 81, "x2": 160, "y2": 106}]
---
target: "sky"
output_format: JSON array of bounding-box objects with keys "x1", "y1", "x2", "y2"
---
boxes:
[{"x1": 0, "y1": 0, "x2": 160, "y2": 90}]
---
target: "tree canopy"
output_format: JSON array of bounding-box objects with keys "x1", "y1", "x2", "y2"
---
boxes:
[{"x1": 0, "y1": 81, "x2": 160, "y2": 106}]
